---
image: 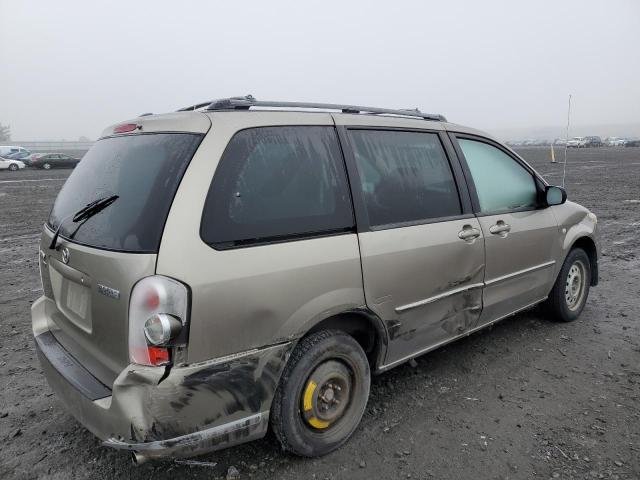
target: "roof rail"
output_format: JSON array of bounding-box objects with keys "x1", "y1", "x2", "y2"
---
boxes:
[
  {"x1": 176, "y1": 101, "x2": 216, "y2": 112},
  {"x1": 177, "y1": 95, "x2": 446, "y2": 121}
]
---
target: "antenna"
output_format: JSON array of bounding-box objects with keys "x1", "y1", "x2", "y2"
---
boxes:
[{"x1": 562, "y1": 94, "x2": 572, "y2": 188}]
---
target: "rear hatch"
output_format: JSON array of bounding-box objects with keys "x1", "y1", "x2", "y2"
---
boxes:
[{"x1": 39, "y1": 113, "x2": 209, "y2": 386}]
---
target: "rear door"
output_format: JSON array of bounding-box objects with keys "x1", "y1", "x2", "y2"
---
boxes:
[
  {"x1": 339, "y1": 127, "x2": 486, "y2": 367},
  {"x1": 450, "y1": 134, "x2": 559, "y2": 324}
]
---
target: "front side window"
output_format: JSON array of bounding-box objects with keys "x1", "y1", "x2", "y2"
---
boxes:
[
  {"x1": 348, "y1": 130, "x2": 461, "y2": 227},
  {"x1": 458, "y1": 138, "x2": 538, "y2": 213},
  {"x1": 201, "y1": 126, "x2": 354, "y2": 248}
]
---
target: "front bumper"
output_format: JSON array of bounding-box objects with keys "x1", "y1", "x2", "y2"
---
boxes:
[{"x1": 32, "y1": 296, "x2": 292, "y2": 460}]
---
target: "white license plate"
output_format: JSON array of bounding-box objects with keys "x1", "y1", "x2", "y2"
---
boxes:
[{"x1": 66, "y1": 281, "x2": 89, "y2": 318}]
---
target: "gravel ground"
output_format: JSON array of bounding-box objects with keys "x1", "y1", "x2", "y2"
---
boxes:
[{"x1": 0, "y1": 147, "x2": 639, "y2": 479}]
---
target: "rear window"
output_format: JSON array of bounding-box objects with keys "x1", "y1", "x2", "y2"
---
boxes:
[
  {"x1": 48, "y1": 133, "x2": 202, "y2": 252},
  {"x1": 201, "y1": 126, "x2": 354, "y2": 249}
]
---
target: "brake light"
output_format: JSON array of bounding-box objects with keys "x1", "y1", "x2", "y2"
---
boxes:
[
  {"x1": 114, "y1": 123, "x2": 139, "y2": 134},
  {"x1": 148, "y1": 346, "x2": 170, "y2": 365},
  {"x1": 129, "y1": 276, "x2": 189, "y2": 366}
]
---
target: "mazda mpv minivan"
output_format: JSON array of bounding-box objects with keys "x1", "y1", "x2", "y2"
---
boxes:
[{"x1": 33, "y1": 96, "x2": 598, "y2": 463}]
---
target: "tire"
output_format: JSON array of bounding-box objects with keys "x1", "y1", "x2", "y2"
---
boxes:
[
  {"x1": 543, "y1": 248, "x2": 591, "y2": 322},
  {"x1": 270, "y1": 329, "x2": 370, "y2": 457},
  {"x1": 42, "y1": 163, "x2": 51, "y2": 170},
  {"x1": 8, "y1": 164, "x2": 18, "y2": 171}
]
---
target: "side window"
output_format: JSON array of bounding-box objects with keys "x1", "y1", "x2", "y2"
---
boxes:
[
  {"x1": 348, "y1": 130, "x2": 462, "y2": 227},
  {"x1": 458, "y1": 138, "x2": 538, "y2": 213},
  {"x1": 201, "y1": 126, "x2": 354, "y2": 248}
]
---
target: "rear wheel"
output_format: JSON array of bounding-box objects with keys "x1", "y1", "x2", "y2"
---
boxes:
[
  {"x1": 42, "y1": 163, "x2": 51, "y2": 170},
  {"x1": 270, "y1": 329, "x2": 370, "y2": 457},
  {"x1": 543, "y1": 248, "x2": 591, "y2": 322}
]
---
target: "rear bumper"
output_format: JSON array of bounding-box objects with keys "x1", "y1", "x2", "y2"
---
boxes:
[{"x1": 32, "y1": 296, "x2": 292, "y2": 460}]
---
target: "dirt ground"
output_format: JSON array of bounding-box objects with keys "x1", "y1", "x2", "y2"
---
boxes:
[{"x1": 1, "y1": 147, "x2": 639, "y2": 480}]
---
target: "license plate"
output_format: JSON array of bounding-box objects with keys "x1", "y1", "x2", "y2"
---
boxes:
[{"x1": 66, "y1": 281, "x2": 89, "y2": 318}]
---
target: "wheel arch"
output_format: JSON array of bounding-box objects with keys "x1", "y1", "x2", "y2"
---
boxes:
[
  {"x1": 568, "y1": 236, "x2": 598, "y2": 286},
  {"x1": 303, "y1": 309, "x2": 389, "y2": 372}
]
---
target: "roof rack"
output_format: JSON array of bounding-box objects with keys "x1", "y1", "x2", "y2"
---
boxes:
[{"x1": 177, "y1": 95, "x2": 446, "y2": 121}]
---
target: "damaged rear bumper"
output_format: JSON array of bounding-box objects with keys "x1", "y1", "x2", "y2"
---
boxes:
[
  {"x1": 103, "y1": 411, "x2": 268, "y2": 462},
  {"x1": 32, "y1": 296, "x2": 292, "y2": 460}
]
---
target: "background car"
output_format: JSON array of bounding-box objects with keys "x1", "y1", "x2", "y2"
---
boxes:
[
  {"x1": 624, "y1": 138, "x2": 640, "y2": 147},
  {"x1": 4, "y1": 150, "x2": 32, "y2": 160},
  {"x1": 29, "y1": 153, "x2": 80, "y2": 169},
  {"x1": 584, "y1": 136, "x2": 602, "y2": 147},
  {"x1": 0, "y1": 145, "x2": 30, "y2": 157},
  {"x1": 566, "y1": 137, "x2": 586, "y2": 148},
  {"x1": 0, "y1": 157, "x2": 26, "y2": 171},
  {"x1": 4, "y1": 150, "x2": 34, "y2": 165},
  {"x1": 604, "y1": 137, "x2": 626, "y2": 147}
]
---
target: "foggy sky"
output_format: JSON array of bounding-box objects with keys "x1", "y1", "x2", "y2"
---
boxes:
[{"x1": 1, "y1": 0, "x2": 639, "y2": 140}]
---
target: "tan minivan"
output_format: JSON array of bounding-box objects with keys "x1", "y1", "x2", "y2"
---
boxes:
[{"x1": 32, "y1": 97, "x2": 598, "y2": 463}]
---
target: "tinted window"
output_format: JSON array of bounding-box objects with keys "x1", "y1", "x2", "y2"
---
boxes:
[
  {"x1": 201, "y1": 126, "x2": 353, "y2": 248},
  {"x1": 348, "y1": 130, "x2": 461, "y2": 227},
  {"x1": 458, "y1": 139, "x2": 538, "y2": 213},
  {"x1": 49, "y1": 133, "x2": 202, "y2": 252}
]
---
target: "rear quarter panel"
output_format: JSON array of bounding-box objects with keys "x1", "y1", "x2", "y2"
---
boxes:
[{"x1": 156, "y1": 112, "x2": 366, "y2": 363}]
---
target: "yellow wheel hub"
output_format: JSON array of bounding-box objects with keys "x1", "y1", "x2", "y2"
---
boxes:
[{"x1": 300, "y1": 361, "x2": 351, "y2": 430}]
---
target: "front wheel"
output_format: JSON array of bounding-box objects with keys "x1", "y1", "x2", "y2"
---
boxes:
[
  {"x1": 8, "y1": 164, "x2": 18, "y2": 171},
  {"x1": 42, "y1": 163, "x2": 51, "y2": 170},
  {"x1": 270, "y1": 329, "x2": 370, "y2": 457},
  {"x1": 543, "y1": 248, "x2": 591, "y2": 322}
]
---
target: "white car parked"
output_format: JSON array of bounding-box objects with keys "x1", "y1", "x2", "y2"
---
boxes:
[
  {"x1": 566, "y1": 137, "x2": 587, "y2": 148},
  {"x1": 605, "y1": 137, "x2": 626, "y2": 147},
  {"x1": 0, "y1": 145, "x2": 30, "y2": 157},
  {"x1": 0, "y1": 157, "x2": 26, "y2": 171}
]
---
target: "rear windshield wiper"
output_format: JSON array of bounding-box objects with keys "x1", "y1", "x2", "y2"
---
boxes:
[{"x1": 49, "y1": 195, "x2": 119, "y2": 250}]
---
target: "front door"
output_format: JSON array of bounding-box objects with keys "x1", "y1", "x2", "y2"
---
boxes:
[
  {"x1": 453, "y1": 135, "x2": 559, "y2": 324},
  {"x1": 342, "y1": 128, "x2": 486, "y2": 367}
]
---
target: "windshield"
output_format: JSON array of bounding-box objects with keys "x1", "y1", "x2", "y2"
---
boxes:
[{"x1": 48, "y1": 133, "x2": 202, "y2": 252}]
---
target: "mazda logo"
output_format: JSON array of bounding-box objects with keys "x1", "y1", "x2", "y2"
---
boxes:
[{"x1": 61, "y1": 247, "x2": 70, "y2": 264}]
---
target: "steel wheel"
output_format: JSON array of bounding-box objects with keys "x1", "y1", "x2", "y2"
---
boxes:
[
  {"x1": 543, "y1": 248, "x2": 592, "y2": 322},
  {"x1": 270, "y1": 329, "x2": 370, "y2": 457},
  {"x1": 565, "y1": 259, "x2": 587, "y2": 311},
  {"x1": 301, "y1": 360, "x2": 353, "y2": 430}
]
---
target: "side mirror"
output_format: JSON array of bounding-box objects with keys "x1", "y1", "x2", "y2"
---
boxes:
[{"x1": 545, "y1": 185, "x2": 567, "y2": 206}]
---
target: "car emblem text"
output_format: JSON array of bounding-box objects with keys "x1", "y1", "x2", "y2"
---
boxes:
[
  {"x1": 97, "y1": 284, "x2": 120, "y2": 300},
  {"x1": 61, "y1": 247, "x2": 70, "y2": 264}
]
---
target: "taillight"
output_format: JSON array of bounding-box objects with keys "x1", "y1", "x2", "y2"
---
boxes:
[{"x1": 129, "y1": 276, "x2": 189, "y2": 366}]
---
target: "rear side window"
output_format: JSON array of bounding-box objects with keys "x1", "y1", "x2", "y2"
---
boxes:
[
  {"x1": 201, "y1": 126, "x2": 354, "y2": 249},
  {"x1": 48, "y1": 133, "x2": 202, "y2": 252},
  {"x1": 348, "y1": 130, "x2": 462, "y2": 227}
]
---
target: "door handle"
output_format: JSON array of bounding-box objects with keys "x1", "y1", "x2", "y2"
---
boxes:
[
  {"x1": 458, "y1": 226, "x2": 481, "y2": 241},
  {"x1": 489, "y1": 221, "x2": 511, "y2": 237}
]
